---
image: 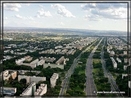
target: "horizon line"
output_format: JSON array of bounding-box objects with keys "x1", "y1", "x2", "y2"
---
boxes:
[{"x1": 3, "y1": 26, "x2": 127, "y2": 32}]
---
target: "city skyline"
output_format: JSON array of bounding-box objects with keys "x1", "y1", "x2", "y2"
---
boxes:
[{"x1": 3, "y1": 2, "x2": 128, "y2": 31}]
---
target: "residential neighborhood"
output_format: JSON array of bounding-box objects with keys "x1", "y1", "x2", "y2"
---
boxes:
[{"x1": 0, "y1": 1, "x2": 131, "y2": 97}]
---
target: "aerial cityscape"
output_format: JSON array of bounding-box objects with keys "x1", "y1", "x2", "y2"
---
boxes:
[{"x1": 0, "y1": 1, "x2": 131, "y2": 97}]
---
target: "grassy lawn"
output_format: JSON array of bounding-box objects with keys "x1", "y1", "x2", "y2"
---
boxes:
[
  {"x1": 78, "y1": 70, "x2": 85, "y2": 75},
  {"x1": 93, "y1": 59, "x2": 101, "y2": 64},
  {"x1": 93, "y1": 68, "x2": 99, "y2": 73},
  {"x1": 111, "y1": 72, "x2": 118, "y2": 80},
  {"x1": 95, "y1": 50, "x2": 101, "y2": 52}
]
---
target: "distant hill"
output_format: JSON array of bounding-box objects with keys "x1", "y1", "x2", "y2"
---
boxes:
[{"x1": 4, "y1": 27, "x2": 127, "y2": 36}]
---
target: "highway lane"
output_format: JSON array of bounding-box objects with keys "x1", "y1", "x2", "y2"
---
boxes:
[
  {"x1": 100, "y1": 38, "x2": 124, "y2": 97},
  {"x1": 85, "y1": 38, "x2": 103, "y2": 96},
  {"x1": 100, "y1": 39, "x2": 116, "y2": 91},
  {"x1": 59, "y1": 38, "x2": 98, "y2": 97}
]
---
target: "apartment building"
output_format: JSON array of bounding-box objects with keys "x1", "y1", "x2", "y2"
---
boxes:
[
  {"x1": 0, "y1": 87, "x2": 17, "y2": 96},
  {"x1": 128, "y1": 81, "x2": 131, "y2": 89},
  {"x1": 122, "y1": 74, "x2": 128, "y2": 79},
  {"x1": 50, "y1": 73, "x2": 59, "y2": 88},
  {"x1": 124, "y1": 58, "x2": 128, "y2": 63},
  {"x1": 15, "y1": 58, "x2": 25, "y2": 65},
  {"x1": 110, "y1": 57, "x2": 117, "y2": 69},
  {"x1": 16, "y1": 57, "x2": 42, "y2": 69},
  {"x1": 123, "y1": 51, "x2": 127, "y2": 55},
  {"x1": 0, "y1": 70, "x2": 17, "y2": 81},
  {"x1": 116, "y1": 57, "x2": 122, "y2": 63},
  {"x1": 20, "y1": 82, "x2": 36, "y2": 97},
  {"x1": 123, "y1": 65, "x2": 128, "y2": 71},
  {"x1": 56, "y1": 56, "x2": 65, "y2": 65},
  {"x1": 43, "y1": 63, "x2": 64, "y2": 69},
  {"x1": 110, "y1": 51, "x2": 115, "y2": 56},
  {"x1": 34, "y1": 84, "x2": 47, "y2": 96},
  {"x1": 18, "y1": 75, "x2": 46, "y2": 84},
  {"x1": 30, "y1": 59, "x2": 39, "y2": 68},
  {"x1": 37, "y1": 59, "x2": 45, "y2": 66},
  {"x1": 25, "y1": 56, "x2": 33, "y2": 62}
]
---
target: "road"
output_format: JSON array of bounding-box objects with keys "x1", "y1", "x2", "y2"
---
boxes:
[
  {"x1": 100, "y1": 38, "x2": 124, "y2": 97},
  {"x1": 100, "y1": 38, "x2": 111, "y2": 78},
  {"x1": 59, "y1": 38, "x2": 98, "y2": 97},
  {"x1": 85, "y1": 38, "x2": 103, "y2": 96}
]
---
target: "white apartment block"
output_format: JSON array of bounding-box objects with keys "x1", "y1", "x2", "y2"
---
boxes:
[
  {"x1": 30, "y1": 76, "x2": 46, "y2": 83},
  {"x1": 0, "y1": 87, "x2": 17, "y2": 96},
  {"x1": 20, "y1": 82, "x2": 36, "y2": 97},
  {"x1": 123, "y1": 51, "x2": 127, "y2": 55},
  {"x1": 124, "y1": 58, "x2": 128, "y2": 63},
  {"x1": 56, "y1": 56, "x2": 65, "y2": 65},
  {"x1": 43, "y1": 63, "x2": 64, "y2": 69},
  {"x1": 107, "y1": 45, "x2": 112, "y2": 49},
  {"x1": 3, "y1": 73, "x2": 10, "y2": 81},
  {"x1": 16, "y1": 57, "x2": 41, "y2": 69},
  {"x1": 34, "y1": 84, "x2": 47, "y2": 96},
  {"x1": 30, "y1": 59, "x2": 39, "y2": 68},
  {"x1": 15, "y1": 58, "x2": 25, "y2": 65},
  {"x1": 50, "y1": 73, "x2": 59, "y2": 88},
  {"x1": 110, "y1": 57, "x2": 117, "y2": 69},
  {"x1": 110, "y1": 51, "x2": 115, "y2": 55},
  {"x1": 25, "y1": 56, "x2": 33, "y2": 62},
  {"x1": 0, "y1": 70, "x2": 17, "y2": 81},
  {"x1": 43, "y1": 57, "x2": 56, "y2": 63},
  {"x1": 18, "y1": 75, "x2": 46, "y2": 84},
  {"x1": 116, "y1": 58, "x2": 122, "y2": 63},
  {"x1": 123, "y1": 65, "x2": 128, "y2": 71},
  {"x1": 30, "y1": 59, "x2": 39, "y2": 65},
  {"x1": 37, "y1": 59, "x2": 45, "y2": 66},
  {"x1": 129, "y1": 58, "x2": 131, "y2": 66},
  {"x1": 18, "y1": 75, "x2": 30, "y2": 83},
  {"x1": 117, "y1": 46, "x2": 123, "y2": 50},
  {"x1": 107, "y1": 49, "x2": 110, "y2": 53},
  {"x1": 128, "y1": 81, "x2": 131, "y2": 89},
  {"x1": 55, "y1": 45, "x2": 63, "y2": 49},
  {"x1": 122, "y1": 74, "x2": 128, "y2": 79}
]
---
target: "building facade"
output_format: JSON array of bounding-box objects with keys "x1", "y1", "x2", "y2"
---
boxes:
[
  {"x1": 18, "y1": 75, "x2": 46, "y2": 84},
  {"x1": 50, "y1": 73, "x2": 59, "y2": 88},
  {"x1": 110, "y1": 57, "x2": 117, "y2": 69},
  {"x1": 34, "y1": 84, "x2": 47, "y2": 96},
  {"x1": 20, "y1": 82, "x2": 36, "y2": 97}
]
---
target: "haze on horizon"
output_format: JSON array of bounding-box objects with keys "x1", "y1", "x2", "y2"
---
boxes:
[{"x1": 3, "y1": 2, "x2": 128, "y2": 32}]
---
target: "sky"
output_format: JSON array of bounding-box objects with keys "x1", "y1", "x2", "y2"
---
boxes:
[{"x1": 3, "y1": 2, "x2": 128, "y2": 31}]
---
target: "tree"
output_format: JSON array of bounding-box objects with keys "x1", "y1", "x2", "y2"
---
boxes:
[{"x1": 20, "y1": 78, "x2": 27, "y2": 84}]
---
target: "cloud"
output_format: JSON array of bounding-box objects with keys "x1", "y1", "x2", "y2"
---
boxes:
[
  {"x1": 15, "y1": 14, "x2": 24, "y2": 19},
  {"x1": 84, "y1": 14, "x2": 102, "y2": 21},
  {"x1": 37, "y1": 8, "x2": 52, "y2": 18},
  {"x1": 81, "y1": 3, "x2": 96, "y2": 9},
  {"x1": 99, "y1": 7, "x2": 127, "y2": 19},
  {"x1": 15, "y1": 14, "x2": 34, "y2": 20},
  {"x1": 51, "y1": 4, "x2": 75, "y2": 18},
  {"x1": 4, "y1": 3, "x2": 21, "y2": 11},
  {"x1": 28, "y1": 16, "x2": 34, "y2": 20},
  {"x1": 60, "y1": 22, "x2": 64, "y2": 25},
  {"x1": 81, "y1": 3, "x2": 127, "y2": 10},
  {"x1": 82, "y1": 3, "x2": 127, "y2": 20}
]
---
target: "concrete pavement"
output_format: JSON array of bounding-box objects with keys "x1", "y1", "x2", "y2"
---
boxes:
[{"x1": 85, "y1": 38, "x2": 103, "y2": 96}]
